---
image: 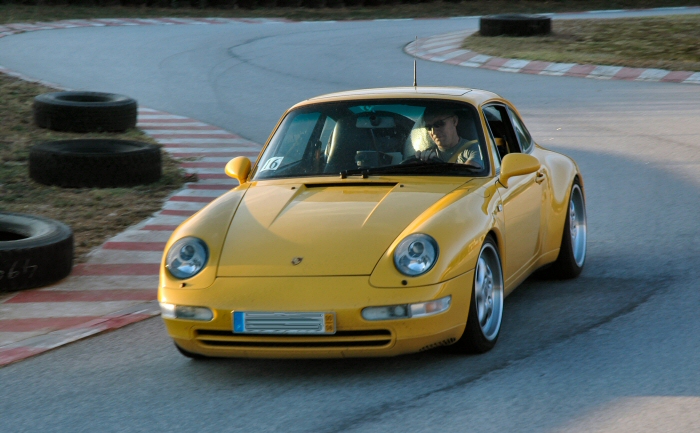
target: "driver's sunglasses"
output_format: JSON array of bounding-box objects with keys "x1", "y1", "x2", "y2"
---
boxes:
[{"x1": 425, "y1": 116, "x2": 453, "y2": 131}]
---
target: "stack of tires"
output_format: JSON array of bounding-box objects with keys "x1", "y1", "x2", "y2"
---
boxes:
[
  {"x1": 479, "y1": 14, "x2": 551, "y2": 37},
  {"x1": 2, "y1": 91, "x2": 160, "y2": 292},
  {"x1": 30, "y1": 91, "x2": 162, "y2": 188}
]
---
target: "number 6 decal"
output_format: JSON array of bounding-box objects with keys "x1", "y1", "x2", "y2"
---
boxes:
[{"x1": 260, "y1": 157, "x2": 284, "y2": 172}]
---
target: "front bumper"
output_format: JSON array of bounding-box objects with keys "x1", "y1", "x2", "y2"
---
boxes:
[{"x1": 159, "y1": 271, "x2": 473, "y2": 358}]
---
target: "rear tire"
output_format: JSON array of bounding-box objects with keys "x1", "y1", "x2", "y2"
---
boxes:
[
  {"x1": 450, "y1": 235, "x2": 504, "y2": 354},
  {"x1": 549, "y1": 181, "x2": 587, "y2": 279}
]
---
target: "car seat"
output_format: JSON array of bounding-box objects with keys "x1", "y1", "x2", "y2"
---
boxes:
[{"x1": 325, "y1": 112, "x2": 412, "y2": 173}]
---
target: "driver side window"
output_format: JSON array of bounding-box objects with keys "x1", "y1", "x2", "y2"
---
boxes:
[
  {"x1": 483, "y1": 105, "x2": 514, "y2": 161},
  {"x1": 483, "y1": 104, "x2": 529, "y2": 157},
  {"x1": 485, "y1": 123, "x2": 501, "y2": 173},
  {"x1": 507, "y1": 107, "x2": 534, "y2": 154}
]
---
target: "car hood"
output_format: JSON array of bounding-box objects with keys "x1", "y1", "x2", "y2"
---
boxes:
[{"x1": 217, "y1": 179, "x2": 468, "y2": 277}]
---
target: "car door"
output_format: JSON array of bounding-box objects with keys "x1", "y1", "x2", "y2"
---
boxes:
[{"x1": 483, "y1": 104, "x2": 546, "y2": 285}]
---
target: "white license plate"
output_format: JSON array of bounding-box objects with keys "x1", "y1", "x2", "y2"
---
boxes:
[{"x1": 233, "y1": 311, "x2": 336, "y2": 335}]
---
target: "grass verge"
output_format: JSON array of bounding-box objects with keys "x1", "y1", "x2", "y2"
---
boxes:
[
  {"x1": 462, "y1": 14, "x2": 700, "y2": 72},
  {"x1": 0, "y1": 74, "x2": 186, "y2": 262},
  {"x1": 1, "y1": 1, "x2": 699, "y2": 24}
]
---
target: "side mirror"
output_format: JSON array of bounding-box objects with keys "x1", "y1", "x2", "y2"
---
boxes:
[
  {"x1": 225, "y1": 156, "x2": 251, "y2": 184},
  {"x1": 499, "y1": 153, "x2": 540, "y2": 188}
]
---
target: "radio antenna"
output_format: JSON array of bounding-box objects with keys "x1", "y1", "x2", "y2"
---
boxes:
[
  {"x1": 413, "y1": 60, "x2": 417, "y2": 87},
  {"x1": 413, "y1": 37, "x2": 418, "y2": 87}
]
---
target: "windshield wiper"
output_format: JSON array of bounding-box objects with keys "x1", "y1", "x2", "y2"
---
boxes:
[{"x1": 340, "y1": 160, "x2": 480, "y2": 178}]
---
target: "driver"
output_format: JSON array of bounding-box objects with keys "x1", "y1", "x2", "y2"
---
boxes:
[{"x1": 415, "y1": 108, "x2": 483, "y2": 168}]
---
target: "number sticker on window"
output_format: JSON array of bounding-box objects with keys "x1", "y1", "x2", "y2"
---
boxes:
[{"x1": 260, "y1": 157, "x2": 284, "y2": 172}]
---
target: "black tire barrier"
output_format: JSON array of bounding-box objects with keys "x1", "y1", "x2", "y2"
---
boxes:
[
  {"x1": 29, "y1": 139, "x2": 162, "y2": 188},
  {"x1": 479, "y1": 14, "x2": 552, "y2": 37},
  {"x1": 0, "y1": 213, "x2": 74, "y2": 292},
  {"x1": 33, "y1": 91, "x2": 137, "y2": 132}
]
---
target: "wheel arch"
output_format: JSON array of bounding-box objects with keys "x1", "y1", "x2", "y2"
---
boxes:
[
  {"x1": 486, "y1": 228, "x2": 504, "y2": 263},
  {"x1": 539, "y1": 149, "x2": 584, "y2": 256}
]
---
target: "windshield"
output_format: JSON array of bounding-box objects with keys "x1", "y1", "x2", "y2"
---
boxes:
[{"x1": 252, "y1": 99, "x2": 490, "y2": 180}]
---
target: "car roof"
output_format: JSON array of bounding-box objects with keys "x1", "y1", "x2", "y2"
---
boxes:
[{"x1": 294, "y1": 87, "x2": 502, "y2": 108}]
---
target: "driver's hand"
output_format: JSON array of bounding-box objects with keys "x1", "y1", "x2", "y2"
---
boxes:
[
  {"x1": 463, "y1": 159, "x2": 483, "y2": 170},
  {"x1": 415, "y1": 149, "x2": 438, "y2": 162}
]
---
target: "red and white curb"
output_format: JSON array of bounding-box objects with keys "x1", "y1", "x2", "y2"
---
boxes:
[
  {"x1": 0, "y1": 73, "x2": 262, "y2": 367},
  {"x1": 405, "y1": 29, "x2": 700, "y2": 85}
]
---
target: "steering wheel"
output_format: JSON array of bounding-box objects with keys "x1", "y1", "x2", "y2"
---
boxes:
[{"x1": 400, "y1": 155, "x2": 444, "y2": 165}]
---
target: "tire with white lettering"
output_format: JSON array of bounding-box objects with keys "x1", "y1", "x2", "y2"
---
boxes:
[
  {"x1": 0, "y1": 213, "x2": 73, "y2": 292},
  {"x1": 480, "y1": 14, "x2": 551, "y2": 37},
  {"x1": 34, "y1": 91, "x2": 137, "y2": 132},
  {"x1": 29, "y1": 139, "x2": 162, "y2": 188}
]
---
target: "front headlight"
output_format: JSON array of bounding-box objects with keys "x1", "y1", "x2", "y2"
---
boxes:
[
  {"x1": 393, "y1": 233, "x2": 439, "y2": 276},
  {"x1": 166, "y1": 237, "x2": 209, "y2": 279}
]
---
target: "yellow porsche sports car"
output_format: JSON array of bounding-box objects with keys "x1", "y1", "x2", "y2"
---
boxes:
[{"x1": 158, "y1": 87, "x2": 586, "y2": 359}]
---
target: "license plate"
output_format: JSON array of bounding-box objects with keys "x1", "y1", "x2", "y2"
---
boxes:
[{"x1": 233, "y1": 311, "x2": 336, "y2": 335}]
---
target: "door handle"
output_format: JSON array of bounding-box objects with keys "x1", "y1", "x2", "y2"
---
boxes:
[{"x1": 535, "y1": 170, "x2": 546, "y2": 184}]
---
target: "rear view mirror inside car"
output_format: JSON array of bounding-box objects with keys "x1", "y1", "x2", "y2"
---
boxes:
[{"x1": 356, "y1": 115, "x2": 396, "y2": 129}]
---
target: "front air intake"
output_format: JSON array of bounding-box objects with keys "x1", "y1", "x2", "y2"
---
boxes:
[{"x1": 194, "y1": 329, "x2": 393, "y2": 349}]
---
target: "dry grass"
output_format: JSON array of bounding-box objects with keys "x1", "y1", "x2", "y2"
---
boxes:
[
  {"x1": 463, "y1": 15, "x2": 700, "y2": 71},
  {"x1": 0, "y1": 74, "x2": 186, "y2": 262},
  {"x1": 1, "y1": 1, "x2": 700, "y2": 23}
]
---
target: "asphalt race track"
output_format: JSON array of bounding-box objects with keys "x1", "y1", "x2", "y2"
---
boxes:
[{"x1": 1, "y1": 9, "x2": 700, "y2": 432}]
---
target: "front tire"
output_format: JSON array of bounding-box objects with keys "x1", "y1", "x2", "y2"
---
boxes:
[
  {"x1": 450, "y1": 235, "x2": 504, "y2": 354},
  {"x1": 549, "y1": 181, "x2": 587, "y2": 279}
]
